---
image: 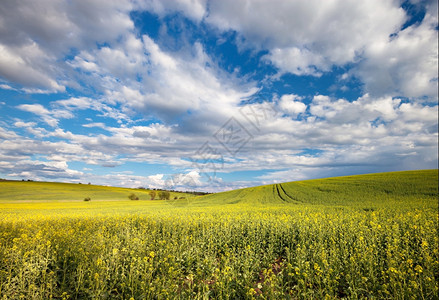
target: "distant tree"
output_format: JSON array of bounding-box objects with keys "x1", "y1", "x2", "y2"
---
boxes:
[
  {"x1": 84, "y1": 197, "x2": 91, "y2": 201},
  {"x1": 158, "y1": 191, "x2": 170, "y2": 200},
  {"x1": 149, "y1": 191, "x2": 156, "y2": 200},
  {"x1": 128, "y1": 193, "x2": 139, "y2": 200}
]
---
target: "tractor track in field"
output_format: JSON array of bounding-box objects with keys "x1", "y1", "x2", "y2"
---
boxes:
[
  {"x1": 279, "y1": 183, "x2": 303, "y2": 203},
  {"x1": 274, "y1": 184, "x2": 287, "y2": 202},
  {"x1": 273, "y1": 183, "x2": 302, "y2": 203}
]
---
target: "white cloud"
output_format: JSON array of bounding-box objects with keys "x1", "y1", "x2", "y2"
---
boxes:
[
  {"x1": 2, "y1": 90, "x2": 437, "y2": 191},
  {"x1": 161, "y1": 170, "x2": 203, "y2": 190},
  {"x1": 0, "y1": 127, "x2": 18, "y2": 139},
  {"x1": 55, "y1": 97, "x2": 95, "y2": 110},
  {"x1": 265, "y1": 47, "x2": 327, "y2": 76},
  {"x1": 147, "y1": 173, "x2": 164, "y2": 188},
  {"x1": 17, "y1": 104, "x2": 50, "y2": 116},
  {"x1": 0, "y1": 43, "x2": 65, "y2": 92},
  {"x1": 204, "y1": 0, "x2": 438, "y2": 100},
  {"x1": 279, "y1": 94, "x2": 306, "y2": 117},
  {"x1": 17, "y1": 104, "x2": 60, "y2": 127},
  {"x1": 135, "y1": 0, "x2": 207, "y2": 22},
  {"x1": 0, "y1": 84, "x2": 16, "y2": 91},
  {"x1": 399, "y1": 102, "x2": 438, "y2": 123},
  {"x1": 206, "y1": 0, "x2": 405, "y2": 75},
  {"x1": 69, "y1": 33, "x2": 258, "y2": 128},
  {"x1": 0, "y1": 0, "x2": 134, "y2": 92},
  {"x1": 13, "y1": 121, "x2": 34, "y2": 127},
  {"x1": 53, "y1": 97, "x2": 131, "y2": 124},
  {"x1": 356, "y1": 6, "x2": 438, "y2": 98},
  {"x1": 82, "y1": 122, "x2": 108, "y2": 129},
  {"x1": 16, "y1": 103, "x2": 76, "y2": 127},
  {"x1": 309, "y1": 94, "x2": 402, "y2": 124},
  {"x1": 2, "y1": 157, "x2": 83, "y2": 181}
]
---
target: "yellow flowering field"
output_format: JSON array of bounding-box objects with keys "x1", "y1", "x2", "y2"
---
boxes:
[{"x1": 0, "y1": 170, "x2": 437, "y2": 299}]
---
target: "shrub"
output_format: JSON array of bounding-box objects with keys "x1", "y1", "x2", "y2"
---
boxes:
[
  {"x1": 149, "y1": 191, "x2": 156, "y2": 200},
  {"x1": 128, "y1": 193, "x2": 139, "y2": 200},
  {"x1": 83, "y1": 197, "x2": 91, "y2": 201}
]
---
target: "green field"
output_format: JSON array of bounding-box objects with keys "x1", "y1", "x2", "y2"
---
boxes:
[
  {"x1": 195, "y1": 170, "x2": 438, "y2": 208},
  {"x1": 0, "y1": 181, "x2": 193, "y2": 203},
  {"x1": 0, "y1": 170, "x2": 438, "y2": 299}
]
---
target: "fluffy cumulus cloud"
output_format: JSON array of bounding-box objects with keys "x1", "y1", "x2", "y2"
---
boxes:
[
  {"x1": 1, "y1": 92, "x2": 437, "y2": 189},
  {"x1": 279, "y1": 94, "x2": 306, "y2": 117},
  {"x1": 356, "y1": 2, "x2": 438, "y2": 98},
  {"x1": 206, "y1": 0, "x2": 437, "y2": 99},
  {"x1": 207, "y1": 1, "x2": 404, "y2": 72},
  {"x1": 63, "y1": 29, "x2": 258, "y2": 131},
  {"x1": 0, "y1": 1, "x2": 437, "y2": 191},
  {"x1": 0, "y1": 0, "x2": 134, "y2": 92}
]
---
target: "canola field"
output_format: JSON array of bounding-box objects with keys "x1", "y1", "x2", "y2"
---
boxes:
[{"x1": 0, "y1": 170, "x2": 438, "y2": 299}]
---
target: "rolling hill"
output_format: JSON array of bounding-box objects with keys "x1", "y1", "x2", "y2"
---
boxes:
[
  {"x1": 0, "y1": 180, "x2": 190, "y2": 202},
  {"x1": 195, "y1": 169, "x2": 438, "y2": 208},
  {"x1": 0, "y1": 170, "x2": 437, "y2": 208}
]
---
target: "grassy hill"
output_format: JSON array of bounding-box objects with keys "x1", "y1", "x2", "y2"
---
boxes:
[
  {"x1": 195, "y1": 169, "x2": 438, "y2": 208},
  {"x1": 0, "y1": 180, "x2": 190, "y2": 202},
  {"x1": 0, "y1": 170, "x2": 437, "y2": 208}
]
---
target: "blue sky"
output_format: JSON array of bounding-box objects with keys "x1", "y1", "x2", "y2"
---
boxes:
[{"x1": 0, "y1": 0, "x2": 437, "y2": 192}]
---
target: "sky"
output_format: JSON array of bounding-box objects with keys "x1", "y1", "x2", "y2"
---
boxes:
[{"x1": 0, "y1": 0, "x2": 437, "y2": 192}]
